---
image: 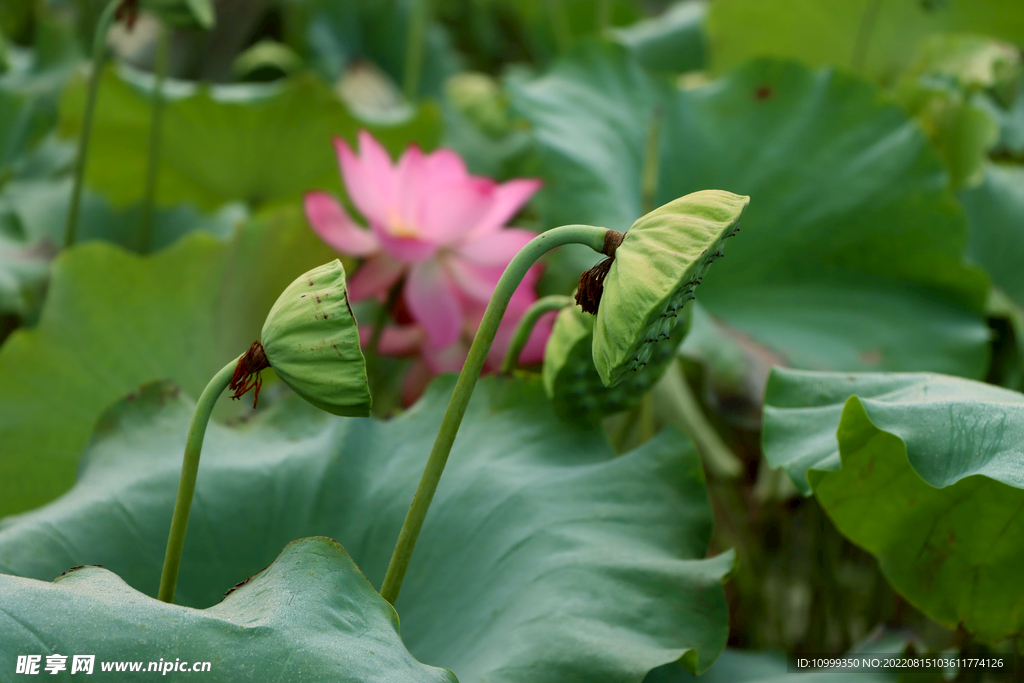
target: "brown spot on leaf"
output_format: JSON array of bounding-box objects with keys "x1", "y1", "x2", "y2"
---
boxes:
[
  {"x1": 56, "y1": 565, "x2": 103, "y2": 579},
  {"x1": 755, "y1": 85, "x2": 773, "y2": 100},
  {"x1": 859, "y1": 349, "x2": 883, "y2": 366}
]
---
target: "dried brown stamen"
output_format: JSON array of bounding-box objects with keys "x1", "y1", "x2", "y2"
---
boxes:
[
  {"x1": 574, "y1": 230, "x2": 626, "y2": 315},
  {"x1": 576, "y1": 257, "x2": 614, "y2": 314},
  {"x1": 229, "y1": 341, "x2": 271, "y2": 408}
]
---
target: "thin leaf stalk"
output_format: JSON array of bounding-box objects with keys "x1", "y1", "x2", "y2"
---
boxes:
[
  {"x1": 64, "y1": 0, "x2": 120, "y2": 249},
  {"x1": 545, "y1": 0, "x2": 573, "y2": 53},
  {"x1": 641, "y1": 106, "x2": 663, "y2": 215},
  {"x1": 654, "y1": 362, "x2": 743, "y2": 478},
  {"x1": 158, "y1": 358, "x2": 239, "y2": 603},
  {"x1": 138, "y1": 22, "x2": 171, "y2": 255},
  {"x1": 850, "y1": 0, "x2": 882, "y2": 72},
  {"x1": 597, "y1": 0, "x2": 612, "y2": 34},
  {"x1": 403, "y1": 0, "x2": 430, "y2": 101},
  {"x1": 379, "y1": 225, "x2": 609, "y2": 605},
  {"x1": 500, "y1": 294, "x2": 574, "y2": 374}
]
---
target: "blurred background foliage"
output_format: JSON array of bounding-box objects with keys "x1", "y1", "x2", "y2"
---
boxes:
[{"x1": 2, "y1": 0, "x2": 1023, "y2": 679}]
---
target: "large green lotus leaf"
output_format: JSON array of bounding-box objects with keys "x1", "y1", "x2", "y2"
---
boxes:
[
  {"x1": 57, "y1": 67, "x2": 442, "y2": 210},
  {"x1": 0, "y1": 537, "x2": 456, "y2": 682},
  {"x1": 298, "y1": 0, "x2": 462, "y2": 99},
  {"x1": 961, "y1": 163, "x2": 1024, "y2": 305},
  {"x1": 0, "y1": 206, "x2": 334, "y2": 517},
  {"x1": 960, "y1": 163, "x2": 1024, "y2": 386},
  {"x1": 979, "y1": 80, "x2": 1024, "y2": 158},
  {"x1": 762, "y1": 368, "x2": 1024, "y2": 642},
  {"x1": 507, "y1": 41, "x2": 666, "y2": 233},
  {"x1": 610, "y1": 1, "x2": 707, "y2": 74},
  {"x1": 0, "y1": 141, "x2": 243, "y2": 318},
  {"x1": 0, "y1": 86, "x2": 53, "y2": 175},
  {"x1": 0, "y1": 376, "x2": 734, "y2": 679},
  {"x1": 0, "y1": 136, "x2": 245, "y2": 251},
  {"x1": 706, "y1": 0, "x2": 1024, "y2": 85},
  {"x1": 443, "y1": 0, "x2": 644, "y2": 69},
  {"x1": 0, "y1": 177, "x2": 243, "y2": 251},
  {"x1": 0, "y1": 14, "x2": 82, "y2": 175},
  {"x1": 511, "y1": 45, "x2": 989, "y2": 377}
]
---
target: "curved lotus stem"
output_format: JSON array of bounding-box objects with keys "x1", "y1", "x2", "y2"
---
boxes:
[
  {"x1": 500, "y1": 294, "x2": 574, "y2": 374},
  {"x1": 138, "y1": 22, "x2": 171, "y2": 254},
  {"x1": 64, "y1": 0, "x2": 120, "y2": 249},
  {"x1": 158, "y1": 358, "x2": 238, "y2": 603},
  {"x1": 379, "y1": 225, "x2": 610, "y2": 604}
]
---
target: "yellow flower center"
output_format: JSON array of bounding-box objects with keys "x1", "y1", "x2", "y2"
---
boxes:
[{"x1": 386, "y1": 208, "x2": 419, "y2": 239}]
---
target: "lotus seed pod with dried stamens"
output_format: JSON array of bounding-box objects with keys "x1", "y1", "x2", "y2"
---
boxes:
[
  {"x1": 258, "y1": 260, "x2": 371, "y2": 416},
  {"x1": 543, "y1": 302, "x2": 692, "y2": 428},
  {"x1": 593, "y1": 190, "x2": 749, "y2": 388}
]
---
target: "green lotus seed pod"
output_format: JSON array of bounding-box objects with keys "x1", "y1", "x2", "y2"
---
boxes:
[
  {"x1": 255, "y1": 260, "x2": 371, "y2": 417},
  {"x1": 543, "y1": 303, "x2": 692, "y2": 428},
  {"x1": 593, "y1": 190, "x2": 749, "y2": 388},
  {"x1": 142, "y1": 0, "x2": 216, "y2": 29}
]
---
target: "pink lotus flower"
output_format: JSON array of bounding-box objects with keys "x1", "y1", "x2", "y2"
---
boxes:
[{"x1": 304, "y1": 131, "x2": 551, "y2": 392}]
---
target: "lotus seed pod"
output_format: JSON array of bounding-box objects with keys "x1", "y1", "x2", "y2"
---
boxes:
[
  {"x1": 543, "y1": 303, "x2": 692, "y2": 428},
  {"x1": 593, "y1": 190, "x2": 749, "y2": 388},
  {"x1": 445, "y1": 72, "x2": 511, "y2": 137},
  {"x1": 259, "y1": 260, "x2": 371, "y2": 417}
]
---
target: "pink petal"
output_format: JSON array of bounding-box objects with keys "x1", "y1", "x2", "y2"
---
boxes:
[
  {"x1": 446, "y1": 255, "x2": 501, "y2": 303},
  {"x1": 406, "y1": 260, "x2": 462, "y2": 348},
  {"x1": 304, "y1": 191, "x2": 379, "y2": 256},
  {"x1": 456, "y1": 228, "x2": 537, "y2": 267},
  {"x1": 373, "y1": 225, "x2": 438, "y2": 263},
  {"x1": 515, "y1": 309, "x2": 556, "y2": 364},
  {"x1": 419, "y1": 176, "x2": 495, "y2": 244},
  {"x1": 465, "y1": 178, "x2": 542, "y2": 239},
  {"x1": 348, "y1": 252, "x2": 406, "y2": 302},
  {"x1": 486, "y1": 306, "x2": 554, "y2": 371},
  {"x1": 334, "y1": 132, "x2": 395, "y2": 224},
  {"x1": 358, "y1": 324, "x2": 425, "y2": 356},
  {"x1": 393, "y1": 145, "x2": 426, "y2": 234},
  {"x1": 422, "y1": 148, "x2": 471, "y2": 186},
  {"x1": 508, "y1": 263, "x2": 542, "y2": 311},
  {"x1": 422, "y1": 340, "x2": 469, "y2": 375},
  {"x1": 401, "y1": 358, "x2": 437, "y2": 406}
]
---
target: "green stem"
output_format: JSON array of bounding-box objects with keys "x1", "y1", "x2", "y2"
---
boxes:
[
  {"x1": 850, "y1": 0, "x2": 882, "y2": 72},
  {"x1": 639, "y1": 391, "x2": 656, "y2": 443},
  {"x1": 597, "y1": 0, "x2": 611, "y2": 33},
  {"x1": 607, "y1": 402, "x2": 642, "y2": 453},
  {"x1": 500, "y1": 294, "x2": 573, "y2": 374},
  {"x1": 158, "y1": 358, "x2": 238, "y2": 603},
  {"x1": 641, "y1": 106, "x2": 663, "y2": 215},
  {"x1": 64, "y1": 0, "x2": 120, "y2": 250},
  {"x1": 138, "y1": 22, "x2": 171, "y2": 255},
  {"x1": 545, "y1": 0, "x2": 573, "y2": 53},
  {"x1": 379, "y1": 225, "x2": 608, "y2": 605},
  {"x1": 654, "y1": 362, "x2": 743, "y2": 478},
  {"x1": 403, "y1": 0, "x2": 430, "y2": 101},
  {"x1": 366, "y1": 278, "x2": 404, "y2": 360},
  {"x1": 364, "y1": 279, "x2": 404, "y2": 417}
]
